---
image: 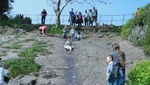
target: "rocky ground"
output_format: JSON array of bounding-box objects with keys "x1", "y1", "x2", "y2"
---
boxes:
[{"x1": 0, "y1": 31, "x2": 149, "y2": 85}]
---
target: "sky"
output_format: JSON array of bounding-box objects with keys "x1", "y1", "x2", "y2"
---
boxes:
[{"x1": 10, "y1": 0, "x2": 150, "y2": 25}]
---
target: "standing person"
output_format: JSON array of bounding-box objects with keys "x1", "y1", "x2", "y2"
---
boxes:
[
  {"x1": 69, "y1": 8, "x2": 75, "y2": 25},
  {"x1": 84, "y1": 10, "x2": 88, "y2": 26},
  {"x1": 88, "y1": 9, "x2": 93, "y2": 26},
  {"x1": 76, "y1": 12, "x2": 83, "y2": 26},
  {"x1": 92, "y1": 6, "x2": 98, "y2": 26},
  {"x1": 136, "y1": 8, "x2": 139, "y2": 16},
  {"x1": 62, "y1": 25, "x2": 68, "y2": 38},
  {"x1": 70, "y1": 26, "x2": 76, "y2": 40},
  {"x1": 110, "y1": 43, "x2": 125, "y2": 85},
  {"x1": 0, "y1": 58, "x2": 6, "y2": 85},
  {"x1": 41, "y1": 9, "x2": 47, "y2": 24},
  {"x1": 39, "y1": 26, "x2": 48, "y2": 35},
  {"x1": 106, "y1": 55, "x2": 116, "y2": 85}
]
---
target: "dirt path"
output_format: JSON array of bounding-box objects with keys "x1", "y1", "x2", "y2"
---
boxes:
[{"x1": 0, "y1": 32, "x2": 149, "y2": 85}]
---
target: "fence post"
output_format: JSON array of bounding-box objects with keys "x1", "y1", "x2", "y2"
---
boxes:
[
  {"x1": 122, "y1": 15, "x2": 125, "y2": 25},
  {"x1": 99, "y1": 15, "x2": 102, "y2": 25},
  {"x1": 111, "y1": 15, "x2": 113, "y2": 25}
]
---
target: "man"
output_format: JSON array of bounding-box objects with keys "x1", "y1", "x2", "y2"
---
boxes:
[
  {"x1": 41, "y1": 9, "x2": 47, "y2": 24},
  {"x1": 92, "y1": 7, "x2": 98, "y2": 26},
  {"x1": 84, "y1": 10, "x2": 88, "y2": 26},
  {"x1": 69, "y1": 8, "x2": 75, "y2": 25}
]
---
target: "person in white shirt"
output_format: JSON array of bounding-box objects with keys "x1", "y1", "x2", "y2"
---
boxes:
[{"x1": 0, "y1": 58, "x2": 6, "y2": 85}]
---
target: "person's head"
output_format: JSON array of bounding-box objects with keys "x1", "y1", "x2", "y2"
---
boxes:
[
  {"x1": 78, "y1": 12, "x2": 81, "y2": 15},
  {"x1": 65, "y1": 25, "x2": 67, "y2": 28},
  {"x1": 72, "y1": 26, "x2": 75, "y2": 29},
  {"x1": 93, "y1": 6, "x2": 96, "y2": 10},
  {"x1": 67, "y1": 38, "x2": 71, "y2": 41},
  {"x1": 106, "y1": 55, "x2": 113, "y2": 63},
  {"x1": 112, "y1": 43, "x2": 120, "y2": 51},
  {"x1": 78, "y1": 31, "x2": 80, "y2": 34},
  {"x1": 43, "y1": 9, "x2": 46, "y2": 11},
  {"x1": 71, "y1": 8, "x2": 73, "y2": 11},
  {"x1": 89, "y1": 9, "x2": 92, "y2": 12},
  {"x1": 85, "y1": 10, "x2": 87, "y2": 13},
  {"x1": 137, "y1": 8, "x2": 139, "y2": 10}
]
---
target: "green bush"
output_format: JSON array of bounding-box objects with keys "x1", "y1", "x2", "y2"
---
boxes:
[
  {"x1": 46, "y1": 25, "x2": 62, "y2": 34},
  {"x1": 127, "y1": 60, "x2": 150, "y2": 85},
  {"x1": 0, "y1": 14, "x2": 14, "y2": 26},
  {"x1": 13, "y1": 14, "x2": 32, "y2": 24}
]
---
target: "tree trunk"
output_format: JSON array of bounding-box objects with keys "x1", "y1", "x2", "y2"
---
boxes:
[{"x1": 56, "y1": 12, "x2": 61, "y2": 28}]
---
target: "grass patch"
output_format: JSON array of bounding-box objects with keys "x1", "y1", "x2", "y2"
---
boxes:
[
  {"x1": 0, "y1": 40, "x2": 12, "y2": 46},
  {"x1": 3, "y1": 58, "x2": 40, "y2": 78},
  {"x1": 103, "y1": 32, "x2": 110, "y2": 36},
  {"x1": 2, "y1": 38, "x2": 52, "y2": 78}
]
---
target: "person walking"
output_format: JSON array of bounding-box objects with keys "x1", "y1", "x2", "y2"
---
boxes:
[
  {"x1": 106, "y1": 55, "x2": 116, "y2": 85},
  {"x1": 41, "y1": 9, "x2": 47, "y2": 24},
  {"x1": 110, "y1": 43, "x2": 125, "y2": 85}
]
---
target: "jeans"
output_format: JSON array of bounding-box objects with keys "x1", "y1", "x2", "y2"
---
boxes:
[
  {"x1": 108, "y1": 75, "x2": 116, "y2": 85},
  {"x1": 114, "y1": 68, "x2": 125, "y2": 85},
  {"x1": 41, "y1": 16, "x2": 46, "y2": 24}
]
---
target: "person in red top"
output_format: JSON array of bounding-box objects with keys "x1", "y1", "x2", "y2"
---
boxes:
[
  {"x1": 39, "y1": 26, "x2": 48, "y2": 35},
  {"x1": 136, "y1": 8, "x2": 139, "y2": 16}
]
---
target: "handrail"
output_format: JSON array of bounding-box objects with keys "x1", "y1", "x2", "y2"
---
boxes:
[{"x1": 10, "y1": 13, "x2": 133, "y2": 26}]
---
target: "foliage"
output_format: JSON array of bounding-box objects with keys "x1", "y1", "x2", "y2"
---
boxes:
[
  {"x1": 127, "y1": 60, "x2": 150, "y2": 85},
  {"x1": 3, "y1": 59, "x2": 40, "y2": 78},
  {"x1": 120, "y1": 19, "x2": 134, "y2": 39},
  {"x1": 13, "y1": 14, "x2": 32, "y2": 24},
  {"x1": 103, "y1": 32, "x2": 110, "y2": 36},
  {"x1": 0, "y1": 0, "x2": 14, "y2": 16},
  {"x1": 2, "y1": 38, "x2": 52, "y2": 78},
  {"x1": 120, "y1": 3, "x2": 150, "y2": 55},
  {"x1": 46, "y1": 25, "x2": 62, "y2": 34},
  {"x1": 0, "y1": 14, "x2": 14, "y2": 26}
]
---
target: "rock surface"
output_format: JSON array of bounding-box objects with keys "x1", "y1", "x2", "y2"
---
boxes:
[{"x1": 0, "y1": 31, "x2": 149, "y2": 85}]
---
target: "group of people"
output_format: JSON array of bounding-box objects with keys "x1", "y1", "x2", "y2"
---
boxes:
[
  {"x1": 106, "y1": 43, "x2": 125, "y2": 85},
  {"x1": 69, "y1": 7, "x2": 98, "y2": 26},
  {"x1": 62, "y1": 26, "x2": 82, "y2": 51}
]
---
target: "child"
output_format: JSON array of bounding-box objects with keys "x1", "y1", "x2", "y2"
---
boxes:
[
  {"x1": 39, "y1": 26, "x2": 48, "y2": 35},
  {"x1": 106, "y1": 55, "x2": 116, "y2": 85},
  {"x1": 64, "y1": 38, "x2": 73, "y2": 51},
  {"x1": 70, "y1": 26, "x2": 76, "y2": 40},
  {"x1": 75, "y1": 31, "x2": 82, "y2": 41},
  {"x1": 62, "y1": 25, "x2": 68, "y2": 38}
]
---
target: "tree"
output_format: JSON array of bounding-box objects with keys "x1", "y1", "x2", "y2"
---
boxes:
[
  {"x1": 0, "y1": 0, "x2": 14, "y2": 16},
  {"x1": 47, "y1": 0, "x2": 109, "y2": 28}
]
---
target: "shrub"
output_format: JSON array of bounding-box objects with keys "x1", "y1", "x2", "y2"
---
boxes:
[
  {"x1": 127, "y1": 60, "x2": 150, "y2": 85},
  {"x1": 13, "y1": 14, "x2": 32, "y2": 24},
  {"x1": 46, "y1": 25, "x2": 62, "y2": 34}
]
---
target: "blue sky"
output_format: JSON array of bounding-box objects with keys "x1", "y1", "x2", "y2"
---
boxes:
[{"x1": 11, "y1": 0, "x2": 150, "y2": 25}]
